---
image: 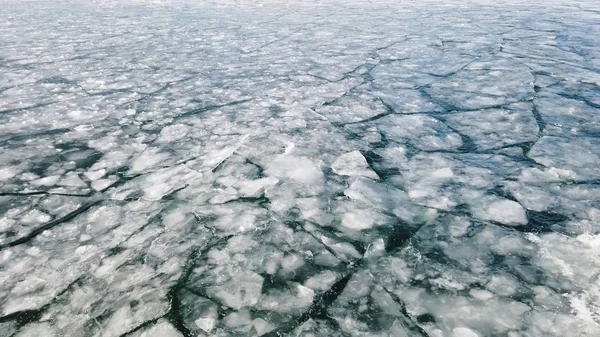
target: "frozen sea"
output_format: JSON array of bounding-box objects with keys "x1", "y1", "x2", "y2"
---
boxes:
[{"x1": 1, "y1": 0, "x2": 600, "y2": 336}]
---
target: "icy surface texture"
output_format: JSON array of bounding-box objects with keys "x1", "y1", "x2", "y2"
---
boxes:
[{"x1": 1, "y1": 0, "x2": 600, "y2": 336}]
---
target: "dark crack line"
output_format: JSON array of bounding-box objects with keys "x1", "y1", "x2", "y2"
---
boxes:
[
  {"x1": 417, "y1": 86, "x2": 461, "y2": 112},
  {"x1": 0, "y1": 276, "x2": 85, "y2": 328},
  {"x1": 319, "y1": 79, "x2": 367, "y2": 107},
  {"x1": 428, "y1": 115, "x2": 477, "y2": 153},
  {"x1": 117, "y1": 76, "x2": 198, "y2": 109},
  {"x1": 436, "y1": 205, "x2": 565, "y2": 235},
  {"x1": 119, "y1": 317, "x2": 163, "y2": 337},
  {"x1": 164, "y1": 235, "x2": 234, "y2": 336},
  {"x1": 220, "y1": 195, "x2": 271, "y2": 208},
  {"x1": 421, "y1": 58, "x2": 478, "y2": 79},
  {"x1": 0, "y1": 127, "x2": 71, "y2": 145},
  {"x1": 244, "y1": 158, "x2": 266, "y2": 178},
  {"x1": 262, "y1": 264, "x2": 360, "y2": 337},
  {"x1": 377, "y1": 285, "x2": 431, "y2": 337},
  {"x1": 99, "y1": 171, "x2": 144, "y2": 192},
  {"x1": 0, "y1": 198, "x2": 102, "y2": 250},
  {"x1": 176, "y1": 99, "x2": 252, "y2": 119},
  {"x1": 242, "y1": 22, "x2": 315, "y2": 54},
  {"x1": 0, "y1": 101, "x2": 58, "y2": 115},
  {"x1": 0, "y1": 190, "x2": 95, "y2": 197},
  {"x1": 336, "y1": 98, "x2": 539, "y2": 126},
  {"x1": 556, "y1": 92, "x2": 600, "y2": 109},
  {"x1": 264, "y1": 216, "x2": 429, "y2": 336},
  {"x1": 165, "y1": 247, "x2": 201, "y2": 337}
]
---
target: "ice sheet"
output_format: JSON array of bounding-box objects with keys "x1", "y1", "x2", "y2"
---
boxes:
[{"x1": 1, "y1": 0, "x2": 599, "y2": 336}]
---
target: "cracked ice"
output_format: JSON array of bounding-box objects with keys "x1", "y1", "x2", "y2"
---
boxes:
[{"x1": 1, "y1": 0, "x2": 600, "y2": 336}]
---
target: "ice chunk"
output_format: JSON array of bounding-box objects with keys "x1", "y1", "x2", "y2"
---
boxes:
[
  {"x1": 84, "y1": 168, "x2": 106, "y2": 181},
  {"x1": 31, "y1": 175, "x2": 60, "y2": 186},
  {"x1": 156, "y1": 124, "x2": 191, "y2": 143},
  {"x1": 0, "y1": 167, "x2": 19, "y2": 182},
  {"x1": 202, "y1": 134, "x2": 249, "y2": 171},
  {"x1": 130, "y1": 147, "x2": 171, "y2": 173},
  {"x1": 364, "y1": 238, "x2": 386, "y2": 259},
  {"x1": 91, "y1": 177, "x2": 117, "y2": 191},
  {"x1": 195, "y1": 317, "x2": 216, "y2": 333},
  {"x1": 344, "y1": 177, "x2": 432, "y2": 224},
  {"x1": 100, "y1": 300, "x2": 170, "y2": 337},
  {"x1": 304, "y1": 270, "x2": 339, "y2": 292},
  {"x1": 444, "y1": 104, "x2": 539, "y2": 150},
  {"x1": 296, "y1": 197, "x2": 334, "y2": 226},
  {"x1": 207, "y1": 270, "x2": 263, "y2": 310},
  {"x1": 452, "y1": 327, "x2": 480, "y2": 337},
  {"x1": 472, "y1": 198, "x2": 527, "y2": 226},
  {"x1": 375, "y1": 114, "x2": 463, "y2": 151},
  {"x1": 528, "y1": 136, "x2": 600, "y2": 179},
  {"x1": 331, "y1": 150, "x2": 379, "y2": 180},
  {"x1": 252, "y1": 318, "x2": 276, "y2": 336},
  {"x1": 178, "y1": 289, "x2": 219, "y2": 334},
  {"x1": 237, "y1": 177, "x2": 279, "y2": 197},
  {"x1": 339, "y1": 204, "x2": 393, "y2": 230},
  {"x1": 135, "y1": 321, "x2": 182, "y2": 337},
  {"x1": 114, "y1": 164, "x2": 199, "y2": 201},
  {"x1": 266, "y1": 153, "x2": 324, "y2": 185},
  {"x1": 223, "y1": 309, "x2": 253, "y2": 330},
  {"x1": 469, "y1": 289, "x2": 494, "y2": 301},
  {"x1": 486, "y1": 275, "x2": 519, "y2": 296},
  {"x1": 21, "y1": 209, "x2": 52, "y2": 224},
  {"x1": 59, "y1": 173, "x2": 87, "y2": 187},
  {"x1": 258, "y1": 283, "x2": 314, "y2": 314},
  {"x1": 13, "y1": 322, "x2": 57, "y2": 337},
  {"x1": 321, "y1": 236, "x2": 362, "y2": 260}
]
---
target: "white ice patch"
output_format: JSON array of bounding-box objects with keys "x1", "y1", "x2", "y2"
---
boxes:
[
  {"x1": 0, "y1": 167, "x2": 19, "y2": 182},
  {"x1": 331, "y1": 150, "x2": 379, "y2": 180},
  {"x1": 92, "y1": 177, "x2": 117, "y2": 191},
  {"x1": 156, "y1": 124, "x2": 191, "y2": 143},
  {"x1": 1, "y1": 2, "x2": 598, "y2": 336},
  {"x1": 304, "y1": 270, "x2": 339, "y2": 292},
  {"x1": 258, "y1": 283, "x2": 314, "y2": 314},
  {"x1": 135, "y1": 321, "x2": 182, "y2": 337},
  {"x1": 338, "y1": 204, "x2": 392, "y2": 230},
  {"x1": 265, "y1": 153, "x2": 324, "y2": 186},
  {"x1": 30, "y1": 175, "x2": 60, "y2": 187},
  {"x1": 471, "y1": 198, "x2": 528, "y2": 226},
  {"x1": 141, "y1": 166, "x2": 197, "y2": 200},
  {"x1": 444, "y1": 104, "x2": 539, "y2": 150},
  {"x1": 130, "y1": 147, "x2": 170, "y2": 173},
  {"x1": 344, "y1": 176, "x2": 434, "y2": 224},
  {"x1": 452, "y1": 327, "x2": 480, "y2": 337},
  {"x1": 58, "y1": 173, "x2": 86, "y2": 187},
  {"x1": 194, "y1": 317, "x2": 216, "y2": 333},
  {"x1": 202, "y1": 134, "x2": 249, "y2": 171},
  {"x1": 237, "y1": 177, "x2": 279, "y2": 197},
  {"x1": 364, "y1": 238, "x2": 386, "y2": 259},
  {"x1": 375, "y1": 114, "x2": 463, "y2": 151},
  {"x1": 208, "y1": 271, "x2": 263, "y2": 310},
  {"x1": 529, "y1": 136, "x2": 600, "y2": 180},
  {"x1": 252, "y1": 318, "x2": 276, "y2": 336},
  {"x1": 84, "y1": 168, "x2": 106, "y2": 181}
]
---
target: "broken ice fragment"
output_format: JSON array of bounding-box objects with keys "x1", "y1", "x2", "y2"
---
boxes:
[
  {"x1": 472, "y1": 198, "x2": 528, "y2": 226},
  {"x1": 194, "y1": 317, "x2": 216, "y2": 333},
  {"x1": 331, "y1": 150, "x2": 379, "y2": 180},
  {"x1": 207, "y1": 270, "x2": 263, "y2": 310},
  {"x1": 452, "y1": 327, "x2": 481, "y2": 337},
  {"x1": 252, "y1": 318, "x2": 276, "y2": 336}
]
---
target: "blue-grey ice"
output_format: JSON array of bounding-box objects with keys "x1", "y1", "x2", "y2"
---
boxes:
[{"x1": 1, "y1": 0, "x2": 600, "y2": 336}]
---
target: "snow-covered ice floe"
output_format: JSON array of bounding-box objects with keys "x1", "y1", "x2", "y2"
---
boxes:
[{"x1": 1, "y1": 0, "x2": 599, "y2": 336}]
